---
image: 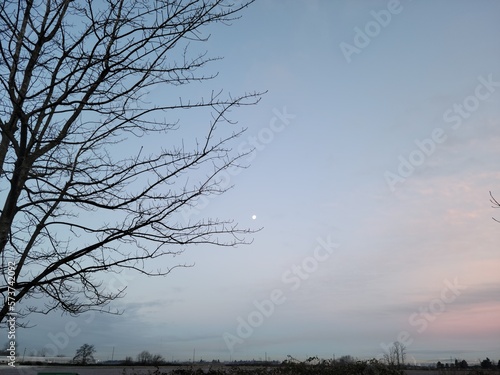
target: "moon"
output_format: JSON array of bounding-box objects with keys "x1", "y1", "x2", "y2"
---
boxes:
[{"x1": 251, "y1": 214, "x2": 257, "y2": 220}]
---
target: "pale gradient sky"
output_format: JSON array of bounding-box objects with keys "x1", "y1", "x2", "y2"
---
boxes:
[{"x1": 20, "y1": 0, "x2": 500, "y2": 364}]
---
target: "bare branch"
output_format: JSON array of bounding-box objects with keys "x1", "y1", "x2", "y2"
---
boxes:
[{"x1": 0, "y1": 0, "x2": 262, "y2": 324}]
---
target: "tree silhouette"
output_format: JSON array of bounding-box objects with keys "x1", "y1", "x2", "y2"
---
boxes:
[
  {"x1": 481, "y1": 358, "x2": 492, "y2": 369},
  {"x1": 137, "y1": 350, "x2": 153, "y2": 365},
  {"x1": 136, "y1": 350, "x2": 164, "y2": 365},
  {"x1": 0, "y1": 0, "x2": 262, "y2": 324},
  {"x1": 383, "y1": 341, "x2": 406, "y2": 370},
  {"x1": 73, "y1": 343, "x2": 96, "y2": 365}
]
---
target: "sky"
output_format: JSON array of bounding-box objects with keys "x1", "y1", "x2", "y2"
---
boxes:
[{"x1": 16, "y1": 0, "x2": 500, "y2": 365}]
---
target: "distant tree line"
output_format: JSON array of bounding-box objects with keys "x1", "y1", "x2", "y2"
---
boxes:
[
  {"x1": 14, "y1": 341, "x2": 500, "y2": 375},
  {"x1": 437, "y1": 357, "x2": 500, "y2": 372},
  {"x1": 135, "y1": 350, "x2": 165, "y2": 365}
]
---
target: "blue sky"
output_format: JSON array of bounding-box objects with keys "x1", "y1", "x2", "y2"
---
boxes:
[{"x1": 20, "y1": 0, "x2": 500, "y2": 364}]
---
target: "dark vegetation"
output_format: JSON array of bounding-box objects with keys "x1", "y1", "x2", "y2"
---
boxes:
[
  {"x1": 118, "y1": 357, "x2": 407, "y2": 375},
  {"x1": 116, "y1": 356, "x2": 500, "y2": 375},
  {"x1": 16, "y1": 353, "x2": 500, "y2": 375},
  {"x1": 11, "y1": 342, "x2": 500, "y2": 374}
]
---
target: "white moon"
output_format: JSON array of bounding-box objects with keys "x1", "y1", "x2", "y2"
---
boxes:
[{"x1": 251, "y1": 215, "x2": 257, "y2": 220}]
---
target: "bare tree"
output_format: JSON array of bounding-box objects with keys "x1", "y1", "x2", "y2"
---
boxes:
[
  {"x1": 124, "y1": 356, "x2": 134, "y2": 364},
  {"x1": 383, "y1": 341, "x2": 406, "y2": 370},
  {"x1": 0, "y1": 0, "x2": 262, "y2": 324},
  {"x1": 151, "y1": 353, "x2": 165, "y2": 365},
  {"x1": 137, "y1": 351, "x2": 165, "y2": 365},
  {"x1": 73, "y1": 343, "x2": 96, "y2": 365},
  {"x1": 491, "y1": 192, "x2": 500, "y2": 221},
  {"x1": 137, "y1": 350, "x2": 153, "y2": 365}
]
